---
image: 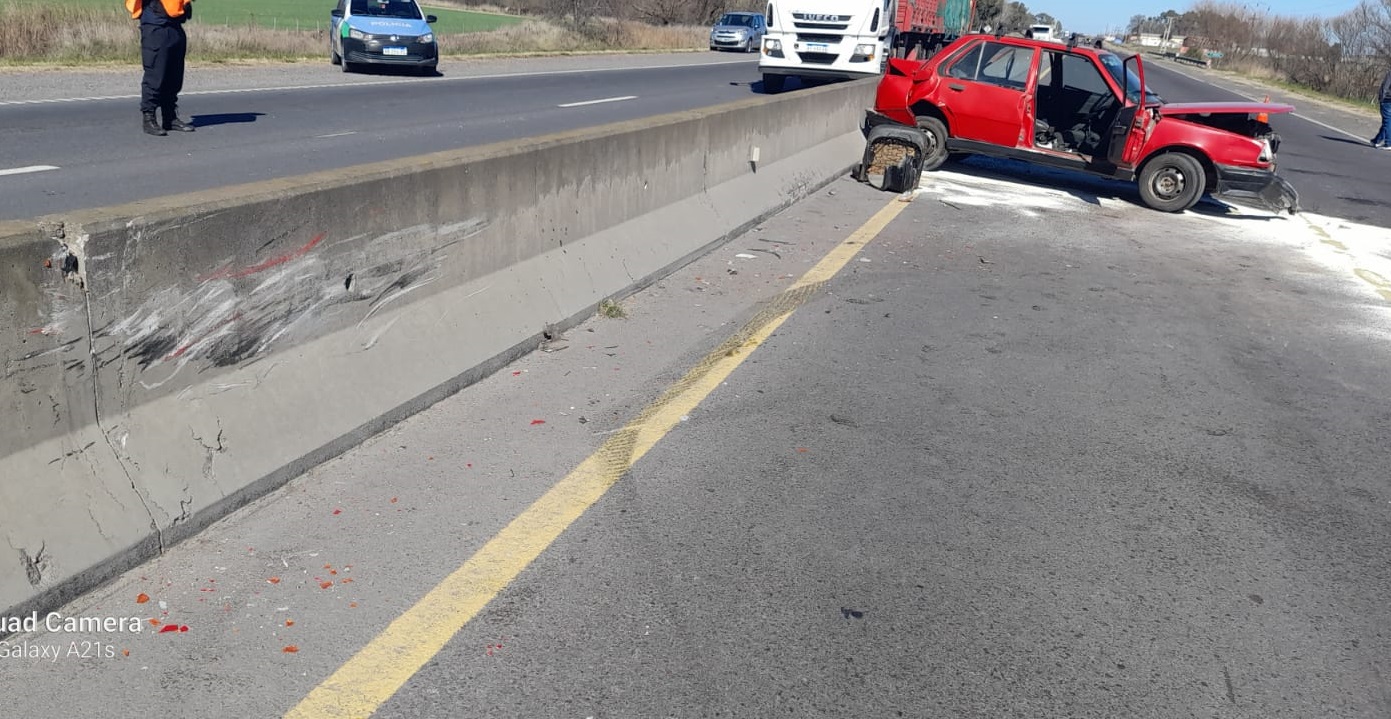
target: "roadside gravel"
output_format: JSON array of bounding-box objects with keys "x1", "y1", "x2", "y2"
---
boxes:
[{"x1": 0, "y1": 50, "x2": 735, "y2": 103}]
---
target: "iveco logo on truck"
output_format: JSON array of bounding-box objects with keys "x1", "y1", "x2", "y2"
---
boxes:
[{"x1": 795, "y1": 13, "x2": 847, "y2": 21}]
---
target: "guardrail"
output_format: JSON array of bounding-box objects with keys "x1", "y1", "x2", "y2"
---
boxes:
[{"x1": 1153, "y1": 50, "x2": 1212, "y2": 68}]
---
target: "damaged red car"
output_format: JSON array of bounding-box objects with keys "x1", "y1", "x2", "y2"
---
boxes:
[{"x1": 858, "y1": 33, "x2": 1300, "y2": 214}]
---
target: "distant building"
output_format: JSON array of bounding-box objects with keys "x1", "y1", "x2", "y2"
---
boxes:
[{"x1": 1137, "y1": 32, "x2": 1184, "y2": 50}]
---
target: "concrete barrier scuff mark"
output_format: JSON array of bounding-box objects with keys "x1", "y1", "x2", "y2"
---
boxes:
[{"x1": 93, "y1": 218, "x2": 489, "y2": 393}]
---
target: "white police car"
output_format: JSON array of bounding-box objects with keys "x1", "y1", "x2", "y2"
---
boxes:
[{"x1": 330, "y1": 0, "x2": 439, "y2": 75}]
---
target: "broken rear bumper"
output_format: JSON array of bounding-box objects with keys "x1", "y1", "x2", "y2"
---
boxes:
[
  {"x1": 853, "y1": 121, "x2": 928, "y2": 193},
  {"x1": 1213, "y1": 164, "x2": 1300, "y2": 215}
]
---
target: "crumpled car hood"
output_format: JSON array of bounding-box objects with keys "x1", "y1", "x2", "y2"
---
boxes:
[{"x1": 1157, "y1": 101, "x2": 1295, "y2": 117}]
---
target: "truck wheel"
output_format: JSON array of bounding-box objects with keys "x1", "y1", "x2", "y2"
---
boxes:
[
  {"x1": 1138, "y1": 152, "x2": 1206, "y2": 212},
  {"x1": 762, "y1": 74, "x2": 785, "y2": 93},
  {"x1": 915, "y1": 116, "x2": 950, "y2": 171}
]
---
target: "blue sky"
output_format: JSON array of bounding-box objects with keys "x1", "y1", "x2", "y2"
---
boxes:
[{"x1": 1043, "y1": 0, "x2": 1364, "y2": 35}]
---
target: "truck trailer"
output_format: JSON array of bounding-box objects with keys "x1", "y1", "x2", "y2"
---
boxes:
[{"x1": 759, "y1": 0, "x2": 976, "y2": 92}]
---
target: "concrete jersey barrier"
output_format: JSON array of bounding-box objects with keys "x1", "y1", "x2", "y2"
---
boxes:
[{"x1": 0, "y1": 78, "x2": 878, "y2": 627}]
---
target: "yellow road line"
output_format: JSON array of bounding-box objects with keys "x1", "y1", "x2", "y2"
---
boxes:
[{"x1": 283, "y1": 196, "x2": 909, "y2": 719}]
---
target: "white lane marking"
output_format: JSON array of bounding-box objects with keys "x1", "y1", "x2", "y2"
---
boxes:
[
  {"x1": 315, "y1": 131, "x2": 358, "y2": 138},
  {"x1": 1152, "y1": 61, "x2": 1371, "y2": 143},
  {"x1": 557, "y1": 95, "x2": 637, "y2": 108},
  {"x1": 0, "y1": 59, "x2": 753, "y2": 107},
  {"x1": 0, "y1": 165, "x2": 59, "y2": 177}
]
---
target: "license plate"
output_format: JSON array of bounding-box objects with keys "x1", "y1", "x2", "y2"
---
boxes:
[
  {"x1": 383, "y1": 47, "x2": 407, "y2": 56},
  {"x1": 806, "y1": 43, "x2": 829, "y2": 53}
]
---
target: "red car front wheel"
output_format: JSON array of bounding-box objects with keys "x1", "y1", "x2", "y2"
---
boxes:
[{"x1": 1138, "y1": 152, "x2": 1207, "y2": 212}]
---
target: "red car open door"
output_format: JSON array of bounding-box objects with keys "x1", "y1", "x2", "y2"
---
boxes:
[{"x1": 1106, "y1": 53, "x2": 1153, "y2": 168}]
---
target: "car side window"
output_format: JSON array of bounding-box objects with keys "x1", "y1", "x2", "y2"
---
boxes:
[
  {"x1": 1060, "y1": 54, "x2": 1112, "y2": 97},
  {"x1": 977, "y1": 44, "x2": 1034, "y2": 91},
  {"x1": 943, "y1": 42, "x2": 983, "y2": 80}
]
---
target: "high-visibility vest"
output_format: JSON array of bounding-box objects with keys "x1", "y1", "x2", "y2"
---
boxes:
[{"x1": 125, "y1": 0, "x2": 191, "y2": 20}]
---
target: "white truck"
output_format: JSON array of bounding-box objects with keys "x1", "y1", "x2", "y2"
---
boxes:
[
  {"x1": 757, "y1": 0, "x2": 974, "y2": 93},
  {"x1": 1027, "y1": 23, "x2": 1058, "y2": 42}
]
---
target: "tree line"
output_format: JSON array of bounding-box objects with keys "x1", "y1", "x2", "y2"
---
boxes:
[{"x1": 1129, "y1": 0, "x2": 1391, "y2": 103}]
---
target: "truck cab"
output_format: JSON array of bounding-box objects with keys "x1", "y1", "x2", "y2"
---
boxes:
[{"x1": 759, "y1": 0, "x2": 894, "y2": 93}]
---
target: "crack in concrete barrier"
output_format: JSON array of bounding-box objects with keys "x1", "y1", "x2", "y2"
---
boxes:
[{"x1": 73, "y1": 235, "x2": 165, "y2": 551}]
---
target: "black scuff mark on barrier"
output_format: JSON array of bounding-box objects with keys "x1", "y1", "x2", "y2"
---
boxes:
[
  {"x1": 125, "y1": 334, "x2": 180, "y2": 371},
  {"x1": 47, "y1": 440, "x2": 97, "y2": 467},
  {"x1": 369, "y1": 266, "x2": 433, "y2": 308}
]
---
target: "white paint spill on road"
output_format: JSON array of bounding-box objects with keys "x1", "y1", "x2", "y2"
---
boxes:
[
  {"x1": 919, "y1": 164, "x2": 1391, "y2": 309},
  {"x1": 557, "y1": 95, "x2": 638, "y2": 108},
  {"x1": 0, "y1": 165, "x2": 59, "y2": 177}
]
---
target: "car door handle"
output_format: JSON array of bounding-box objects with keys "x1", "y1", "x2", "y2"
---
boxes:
[{"x1": 948, "y1": 83, "x2": 966, "y2": 91}]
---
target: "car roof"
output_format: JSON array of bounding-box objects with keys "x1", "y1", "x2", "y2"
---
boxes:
[{"x1": 955, "y1": 32, "x2": 1098, "y2": 53}]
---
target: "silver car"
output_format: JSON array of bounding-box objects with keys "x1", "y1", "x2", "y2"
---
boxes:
[{"x1": 709, "y1": 12, "x2": 766, "y2": 53}]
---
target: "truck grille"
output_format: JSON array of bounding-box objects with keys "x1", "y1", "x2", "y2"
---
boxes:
[
  {"x1": 792, "y1": 12, "x2": 850, "y2": 30},
  {"x1": 796, "y1": 33, "x2": 841, "y2": 44},
  {"x1": 797, "y1": 52, "x2": 839, "y2": 64}
]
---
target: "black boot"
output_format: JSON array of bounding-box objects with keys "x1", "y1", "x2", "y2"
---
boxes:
[
  {"x1": 163, "y1": 106, "x2": 194, "y2": 132},
  {"x1": 143, "y1": 111, "x2": 166, "y2": 136}
]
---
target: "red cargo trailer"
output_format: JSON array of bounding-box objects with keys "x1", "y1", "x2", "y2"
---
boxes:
[{"x1": 890, "y1": 0, "x2": 977, "y2": 59}]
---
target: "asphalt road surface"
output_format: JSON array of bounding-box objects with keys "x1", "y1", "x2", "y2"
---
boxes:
[
  {"x1": 0, "y1": 57, "x2": 762, "y2": 221},
  {"x1": 3, "y1": 159, "x2": 1388, "y2": 717}
]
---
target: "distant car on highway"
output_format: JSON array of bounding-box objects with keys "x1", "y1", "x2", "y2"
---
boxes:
[
  {"x1": 709, "y1": 12, "x2": 766, "y2": 53},
  {"x1": 861, "y1": 33, "x2": 1299, "y2": 214},
  {"x1": 330, "y1": 0, "x2": 439, "y2": 75}
]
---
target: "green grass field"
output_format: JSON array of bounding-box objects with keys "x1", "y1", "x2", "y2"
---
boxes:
[{"x1": 20, "y1": 0, "x2": 522, "y2": 34}]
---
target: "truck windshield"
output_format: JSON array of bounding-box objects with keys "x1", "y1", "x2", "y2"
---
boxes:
[
  {"x1": 718, "y1": 14, "x2": 757, "y2": 26},
  {"x1": 350, "y1": 0, "x2": 423, "y2": 19}
]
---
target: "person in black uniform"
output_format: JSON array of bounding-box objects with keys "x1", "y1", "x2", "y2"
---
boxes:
[{"x1": 130, "y1": 0, "x2": 195, "y2": 136}]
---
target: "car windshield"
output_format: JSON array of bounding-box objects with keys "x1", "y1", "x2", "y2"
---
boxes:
[
  {"x1": 1098, "y1": 52, "x2": 1159, "y2": 104},
  {"x1": 718, "y1": 14, "x2": 756, "y2": 26},
  {"x1": 350, "y1": 0, "x2": 422, "y2": 19}
]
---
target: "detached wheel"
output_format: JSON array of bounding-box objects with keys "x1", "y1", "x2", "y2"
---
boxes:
[
  {"x1": 1138, "y1": 152, "x2": 1206, "y2": 212},
  {"x1": 914, "y1": 116, "x2": 950, "y2": 172},
  {"x1": 762, "y1": 74, "x2": 785, "y2": 93}
]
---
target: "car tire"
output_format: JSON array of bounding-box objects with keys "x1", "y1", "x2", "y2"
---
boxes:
[
  {"x1": 762, "y1": 74, "x2": 785, "y2": 93},
  {"x1": 1138, "y1": 152, "x2": 1206, "y2": 212},
  {"x1": 914, "y1": 116, "x2": 950, "y2": 172}
]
